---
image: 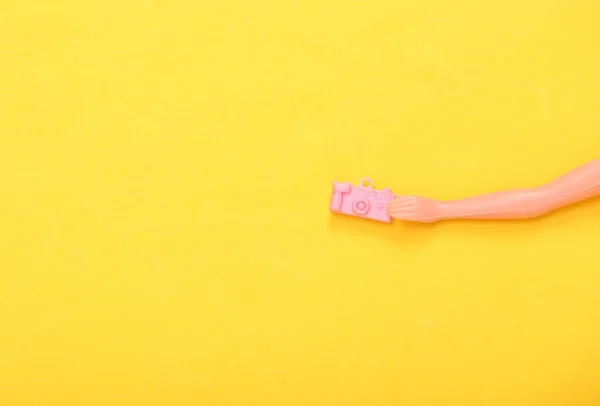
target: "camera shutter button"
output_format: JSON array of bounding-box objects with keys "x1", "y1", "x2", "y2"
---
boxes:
[{"x1": 352, "y1": 198, "x2": 370, "y2": 215}]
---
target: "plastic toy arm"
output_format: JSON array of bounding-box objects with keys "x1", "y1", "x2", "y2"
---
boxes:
[{"x1": 388, "y1": 158, "x2": 600, "y2": 223}]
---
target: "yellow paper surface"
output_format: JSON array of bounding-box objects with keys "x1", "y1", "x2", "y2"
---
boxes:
[{"x1": 2, "y1": 1, "x2": 600, "y2": 405}]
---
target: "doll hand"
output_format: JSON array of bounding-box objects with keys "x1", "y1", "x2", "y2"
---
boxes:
[{"x1": 387, "y1": 196, "x2": 442, "y2": 223}]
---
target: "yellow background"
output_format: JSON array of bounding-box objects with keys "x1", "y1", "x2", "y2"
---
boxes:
[{"x1": 2, "y1": 0, "x2": 600, "y2": 405}]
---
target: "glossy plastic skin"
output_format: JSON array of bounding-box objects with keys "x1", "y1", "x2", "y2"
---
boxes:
[
  {"x1": 388, "y1": 158, "x2": 600, "y2": 223},
  {"x1": 330, "y1": 178, "x2": 396, "y2": 223}
]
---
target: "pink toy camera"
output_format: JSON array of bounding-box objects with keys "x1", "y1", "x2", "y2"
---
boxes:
[{"x1": 330, "y1": 177, "x2": 396, "y2": 223}]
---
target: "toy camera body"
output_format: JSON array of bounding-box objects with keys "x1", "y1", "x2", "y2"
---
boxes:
[{"x1": 330, "y1": 178, "x2": 396, "y2": 223}]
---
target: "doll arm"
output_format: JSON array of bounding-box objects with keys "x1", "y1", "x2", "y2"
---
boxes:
[{"x1": 388, "y1": 158, "x2": 600, "y2": 223}]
